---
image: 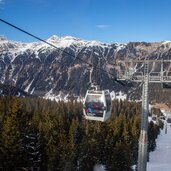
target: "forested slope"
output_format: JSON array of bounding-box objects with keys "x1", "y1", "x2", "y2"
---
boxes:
[{"x1": 0, "y1": 97, "x2": 162, "y2": 171}]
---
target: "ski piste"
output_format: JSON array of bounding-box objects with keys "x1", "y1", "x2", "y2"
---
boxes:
[{"x1": 147, "y1": 112, "x2": 171, "y2": 171}]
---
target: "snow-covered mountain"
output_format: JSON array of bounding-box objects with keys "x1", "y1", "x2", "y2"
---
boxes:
[{"x1": 1, "y1": 35, "x2": 171, "y2": 100}]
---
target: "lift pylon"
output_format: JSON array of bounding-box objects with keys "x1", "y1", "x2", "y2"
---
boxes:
[{"x1": 117, "y1": 58, "x2": 171, "y2": 171}]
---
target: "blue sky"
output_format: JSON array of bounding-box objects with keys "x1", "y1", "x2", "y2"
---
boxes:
[{"x1": 0, "y1": 0, "x2": 171, "y2": 43}]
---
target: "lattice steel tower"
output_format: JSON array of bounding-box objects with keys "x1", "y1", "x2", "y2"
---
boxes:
[{"x1": 117, "y1": 59, "x2": 171, "y2": 171}]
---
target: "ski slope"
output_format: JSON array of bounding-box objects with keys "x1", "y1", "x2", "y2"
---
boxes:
[{"x1": 147, "y1": 121, "x2": 171, "y2": 171}]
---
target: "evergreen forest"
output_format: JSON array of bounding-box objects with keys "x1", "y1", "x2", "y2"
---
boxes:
[{"x1": 0, "y1": 97, "x2": 162, "y2": 171}]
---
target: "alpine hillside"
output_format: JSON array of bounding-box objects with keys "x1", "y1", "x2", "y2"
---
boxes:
[{"x1": 1, "y1": 35, "x2": 171, "y2": 102}]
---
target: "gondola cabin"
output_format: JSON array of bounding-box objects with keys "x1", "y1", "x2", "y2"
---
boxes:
[{"x1": 83, "y1": 89, "x2": 112, "y2": 122}]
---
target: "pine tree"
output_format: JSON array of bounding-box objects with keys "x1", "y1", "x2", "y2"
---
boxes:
[{"x1": 0, "y1": 98, "x2": 22, "y2": 170}]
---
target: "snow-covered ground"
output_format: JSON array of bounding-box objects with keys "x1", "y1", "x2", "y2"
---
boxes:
[{"x1": 147, "y1": 121, "x2": 171, "y2": 171}]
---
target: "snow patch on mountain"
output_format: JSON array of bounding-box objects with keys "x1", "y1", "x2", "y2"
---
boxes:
[
  {"x1": 25, "y1": 79, "x2": 34, "y2": 92},
  {"x1": 162, "y1": 41, "x2": 171, "y2": 44}
]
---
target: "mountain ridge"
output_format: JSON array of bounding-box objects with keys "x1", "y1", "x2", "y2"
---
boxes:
[{"x1": 1, "y1": 35, "x2": 171, "y2": 102}]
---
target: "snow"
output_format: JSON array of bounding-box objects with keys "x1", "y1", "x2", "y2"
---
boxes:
[
  {"x1": 110, "y1": 91, "x2": 127, "y2": 101},
  {"x1": 0, "y1": 34, "x2": 126, "y2": 65},
  {"x1": 47, "y1": 35, "x2": 86, "y2": 48},
  {"x1": 86, "y1": 40, "x2": 107, "y2": 47},
  {"x1": 115, "y1": 43, "x2": 126, "y2": 52},
  {"x1": 46, "y1": 35, "x2": 126, "y2": 51},
  {"x1": 44, "y1": 90, "x2": 70, "y2": 102},
  {"x1": 25, "y1": 79, "x2": 34, "y2": 92},
  {"x1": 30, "y1": 87, "x2": 35, "y2": 94},
  {"x1": 93, "y1": 164, "x2": 106, "y2": 171},
  {"x1": 94, "y1": 51, "x2": 99, "y2": 56},
  {"x1": 44, "y1": 88, "x2": 53, "y2": 99},
  {"x1": 162, "y1": 41, "x2": 171, "y2": 44},
  {"x1": 147, "y1": 114, "x2": 171, "y2": 171}
]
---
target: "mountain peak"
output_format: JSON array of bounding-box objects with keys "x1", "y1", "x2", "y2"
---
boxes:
[
  {"x1": 63, "y1": 35, "x2": 79, "y2": 40},
  {"x1": 47, "y1": 35, "x2": 60, "y2": 41},
  {"x1": 46, "y1": 35, "x2": 86, "y2": 48}
]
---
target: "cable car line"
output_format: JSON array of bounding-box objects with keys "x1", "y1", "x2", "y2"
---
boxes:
[
  {"x1": 0, "y1": 18, "x2": 114, "y2": 122},
  {"x1": 0, "y1": 18, "x2": 116, "y2": 79}
]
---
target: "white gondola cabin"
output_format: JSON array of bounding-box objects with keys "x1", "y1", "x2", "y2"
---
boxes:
[{"x1": 83, "y1": 89, "x2": 112, "y2": 122}]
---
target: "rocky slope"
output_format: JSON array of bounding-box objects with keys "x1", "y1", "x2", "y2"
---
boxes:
[
  {"x1": 1, "y1": 35, "x2": 171, "y2": 101},
  {"x1": 0, "y1": 84, "x2": 32, "y2": 97}
]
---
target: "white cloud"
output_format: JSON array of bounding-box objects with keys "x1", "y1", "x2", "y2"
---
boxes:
[{"x1": 95, "y1": 24, "x2": 110, "y2": 29}]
